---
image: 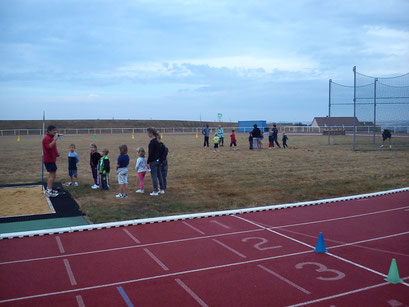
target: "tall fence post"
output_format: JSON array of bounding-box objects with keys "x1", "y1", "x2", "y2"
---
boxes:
[
  {"x1": 373, "y1": 77, "x2": 377, "y2": 144},
  {"x1": 328, "y1": 79, "x2": 332, "y2": 145},
  {"x1": 353, "y1": 66, "x2": 357, "y2": 152}
]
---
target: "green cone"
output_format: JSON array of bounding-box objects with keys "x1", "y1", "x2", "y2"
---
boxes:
[{"x1": 385, "y1": 258, "x2": 402, "y2": 284}]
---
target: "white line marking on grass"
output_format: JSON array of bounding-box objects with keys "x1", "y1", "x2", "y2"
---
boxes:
[
  {"x1": 76, "y1": 295, "x2": 85, "y2": 307},
  {"x1": 212, "y1": 239, "x2": 247, "y2": 258},
  {"x1": 0, "y1": 250, "x2": 315, "y2": 304},
  {"x1": 63, "y1": 259, "x2": 77, "y2": 286},
  {"x1": 56, "y1": 236, "x2": 65, "y2": 254},
  {"x1": 182, "y1": 221, "x2": 205, "y2": 235},
  {"x1": 143, "y1": 248, "x2": 169, "y2": 271},
  {"x1": 257, "y1": 264, "x2": 311, "y2": 295},
  {"x1": 117, "y1": 286, "x2": 134, "y2": 307},
  {"x1": 233, "y1": 215, "x2": 393, "y2": 280},
  {"x1": 210, "y1": 220, "x2": 231, "y2": 229},
  {"x1": 122, "y1": 229, "x2": 140, "y2": 244},
  {"x1": 0, "y1": 228, "x2": 264, "y2": 266},
  {"x1": 175, "y1": 279, "x2": 208, "y2": 307}
]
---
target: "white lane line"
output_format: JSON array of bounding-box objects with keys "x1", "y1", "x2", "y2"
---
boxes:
[
  {"x1": 56, "y1": 236, "x2": 65, "y2": 254},
  {"x1": 210, "y1": 220, "x2": 231, "y2": 229},
  {"x1": 182, "y1": 221, "x2": 206, "y2": 235},
  {"x1": 122, "y1": 229, "x2": 140, "y2": 244},
  {"x1": 63, "y1": 259, "x2": 77, "y2": 286},
  {"x1": 272, "y1": 205, "x2": 409, "y2": 230},
  {"x1": 143, "y1": 248, "x2": 169, "y2": 271},
  {"x1": 405, "y1": 209, "x2": 409, "y2": 211},
  {"x1": 212, "y1": 239, "x2": 247, "y2": 258},
  {"x1": 175, "y1": 279, "x2": 208, "y2": 307},
  {"x1": 288, "y1": 281, "x2": 389, "y2": 307},
  {"x1": 0, "y1": 249, "x2": 315, "y2": 304},
  {"x1": 0, "y1": 228, "x2": 264, "y2": 266},
  {"x1": 257, "y1": 264, "x2": 311, "y2": 295},
  {"x1": 76, "y1": 295, "x2": 85, "y2": 307},
  {"x1": 233, "y1": 215, "x2": 394, "y2": 280}
]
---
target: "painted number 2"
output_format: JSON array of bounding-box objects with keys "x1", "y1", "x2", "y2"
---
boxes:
[
  {"x1": 295, "y1": 262, "x2": 346, "y2": 281},
  {"x1": 241, "y1": 237, "x2": 282, "y2": 251}
]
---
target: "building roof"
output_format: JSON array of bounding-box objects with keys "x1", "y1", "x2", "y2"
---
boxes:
[{"x1": 312, "y1": 117, "x2": 373, "y2": 127}]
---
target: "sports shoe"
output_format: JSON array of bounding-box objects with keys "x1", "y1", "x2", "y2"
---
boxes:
[
  {"x1": 150, "y1": 191, "x2": 159, "y2": 196},
  {"x1": 136, "y1": 189, "x2": 144, "y2": 193},
  {"x1": 46, "y1": 190, "x2": 58, "y2": 198},
  {"x1": 380, "y1": 144, "x2": 384, "y2": 148},
  {"x1": 116, "y1": 193, "x2": 123, "y2": 198},
  {"x1": 91, "y1": 184, "x2": 100, "y2": 189},
  {"x1": 74, "y1": 182, "x2": 79, "y2": 187},
  {"x1": 123, "y1": 194, "x2": 128, "y2": 198},
  {"x1": 158, "y1": 190, "x2": 165, "y2": 194},
  {"x1": 66, "y1": 182, "x2": 73, "y2": 187}
]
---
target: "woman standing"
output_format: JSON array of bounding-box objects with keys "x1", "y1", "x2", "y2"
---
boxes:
[{"x1": 146, "y1": 127, "x2": 165, "y2": 196}]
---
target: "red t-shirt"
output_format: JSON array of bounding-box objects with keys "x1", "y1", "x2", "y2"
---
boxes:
[
  {"x1": 42, "y1": 133, "x2": 59, "y2": 163},
  {"x1": 230, "y1": 133, "x2": 237, "y2": 143}
]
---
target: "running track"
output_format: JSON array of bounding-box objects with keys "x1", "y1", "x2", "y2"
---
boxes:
[{"x1": 1, "y1": 189, "x2": 409, "y2": 306}]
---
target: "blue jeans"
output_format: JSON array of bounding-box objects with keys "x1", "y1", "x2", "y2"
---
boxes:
[
  {"x1": 150, "y1": 160, "x2": 164, "y2": 191},
  {"x1": 160, "y1": 160, "x2": 168, "y2": 190}
]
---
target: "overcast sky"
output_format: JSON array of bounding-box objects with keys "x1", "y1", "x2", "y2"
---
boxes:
[{"x1": 0, "y1": 0, "x2": 408, "y2": 122}]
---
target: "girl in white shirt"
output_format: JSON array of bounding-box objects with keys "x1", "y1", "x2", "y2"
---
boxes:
[{"x1": 135, "y1": 147, "x2": 148, "y2": 193}]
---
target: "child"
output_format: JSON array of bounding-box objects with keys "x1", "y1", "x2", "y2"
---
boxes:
[
  {"x1": 230, "y1": 129, "x2": 238, "y2": 150},
  {"x1": 67, "y1": 144, "x2": 79, "y2": 186},
  {"x1": 213, "y1": 132, "x2": 220, "y2": 152},
  {"x1": 217, "y1": 125, "x2": 224, "y2": 147},
  {"x1": 381, "y1": 129, "x2": 392, "y2": 148},
  {"x1": 98, "y1": 149, "x2": 110, "y2": 190},
  {"x1": 116, "y1": 144, "x2": 130, "y2": 198},
  {"x1": 249, "y1": 132, "x2": 253, "y2": 150},
  {"x1": 89, "y1": 143, "x2": 102, "y2": 189},
  {"x1": 282, "y1": 133, "x2": 289, "y2": 148},
  {"x1": 268, "y1": 133, "x2": 274, "y2": 149},
  {"x1": 135, "y1": 147, "x2": 147, "y2": 193}
]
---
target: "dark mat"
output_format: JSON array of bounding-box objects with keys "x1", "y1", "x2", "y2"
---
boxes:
[{"x1": 0, "y1": 183, "x2": 84, "y2": 224}]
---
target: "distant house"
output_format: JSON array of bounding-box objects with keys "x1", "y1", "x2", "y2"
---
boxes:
[{"x1": 311, "y1": 117, "x2": 374, "y2": 131}]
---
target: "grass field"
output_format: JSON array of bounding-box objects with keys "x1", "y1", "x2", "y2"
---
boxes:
[{"x1": 0, "y1": 133, "x2": 408, "y2": 223}]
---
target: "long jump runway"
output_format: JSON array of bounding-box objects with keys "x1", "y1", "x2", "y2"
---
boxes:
[{"x1": 1, "y1": 190, "x2": 409, "y2": 306}]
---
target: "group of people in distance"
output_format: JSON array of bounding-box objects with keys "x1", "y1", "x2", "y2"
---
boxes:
[
  {"x1": 42, "y1": 126, "x2": 168, "y2": 198},
  {"x1": 202, "y1": 123, "x2": 288, "y2": 152}
]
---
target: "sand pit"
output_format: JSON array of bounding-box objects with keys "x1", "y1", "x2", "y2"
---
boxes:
[{"x1": 0, "y1": 185, "x2": 55, "y2": 218}]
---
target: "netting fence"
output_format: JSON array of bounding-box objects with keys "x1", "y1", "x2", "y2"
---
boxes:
[{"x1": 328, "y1": 67, "x2": 409, "y2": 150}]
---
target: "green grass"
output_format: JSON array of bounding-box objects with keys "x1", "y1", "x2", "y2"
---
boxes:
[{"x1": 0, "y1": 133, "x2": 408, "y2": 223}]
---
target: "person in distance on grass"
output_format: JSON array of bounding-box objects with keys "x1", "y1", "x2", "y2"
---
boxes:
[
  {"x1": 116, "y1": 144, "x2": 129, "y2": 198},
  {"x1": 249, "y1": 132, "x2": 253, "y2": 150},
  {"x1": 67, "y1": 144, "x2": 79, "y2": 187},
  {"x1": 98, "y1": 149, "x2": 110, "y2": 190},
  {"x1": 268, "y1": 132, "x2": 274, "y2": 149},
  {"x1": 213, "y1": 132, "x2": 220, "y2": 152},
  {"x1": 380, "y1": 129, "x2": 392, "y2": 148},
  {"x1": 202, "y1": 124, "x2": 210, "y2": 148},
  {"x1": 89, "y1": 143, "x2": 101, "y2": 189},
  {"x1": 271, "y1": 124, "x2": 281, "y2": 148},
  {"x1": 251, "y1": 124, "x2": 262, "y2": 150},
  {"x1": 42, "y1": 125, "x2": 60, "y2": 197},
  {"x1": 135, "y1": 147, "x2": 148, "y2": 193},
  {"x1": 230, "y1": 129, "x2": 238, "y2": 151},
  {"x1": 217, "y1": 125, "x2": 224, "y2": 147},
  {"x1": 282, "y1": 133, "x2": 289, "y2": 148},
  {"x1": 147, "y1": 127, "x2": 165, "y2": 196}
]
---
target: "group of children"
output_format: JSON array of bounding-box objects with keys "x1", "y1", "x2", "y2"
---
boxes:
[{"x1": 67, "y1": 141, "x2": 168, "y2": 198}]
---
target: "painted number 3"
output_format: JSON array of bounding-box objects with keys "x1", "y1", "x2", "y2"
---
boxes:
[{"x1": 295, "y1": 262, "x2": 346, "y2": 281}]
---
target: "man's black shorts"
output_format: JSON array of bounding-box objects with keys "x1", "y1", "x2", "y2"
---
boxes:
[
  {"x1": 44, "y1": 162, "x2": 57, "y2": 172},
  {"x1": 230, "y1": 142, "x2": 237, "y2": 147}
]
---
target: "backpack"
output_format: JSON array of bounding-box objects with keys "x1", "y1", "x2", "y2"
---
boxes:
[{"x1": 160, "y1": 142, "x2": 169, "y2": 162}]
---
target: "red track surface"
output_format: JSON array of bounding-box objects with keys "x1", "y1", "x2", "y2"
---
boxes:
[{"x1": 1, "y1": 191, "x2": 409, "y2": 306}]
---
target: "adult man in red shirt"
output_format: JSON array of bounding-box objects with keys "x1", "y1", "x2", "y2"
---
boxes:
[{"x1": 42, "y1": 125, "x2": 60, "y2": 197}]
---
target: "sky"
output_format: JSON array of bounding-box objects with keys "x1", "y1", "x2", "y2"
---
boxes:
[{"x1": 0, "y1": 0, "x2": 408, "y2": 123}]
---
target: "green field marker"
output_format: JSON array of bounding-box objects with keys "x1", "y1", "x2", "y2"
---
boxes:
[{"x1": 385, "y1": 258, "x2": 402, "y2": 284}]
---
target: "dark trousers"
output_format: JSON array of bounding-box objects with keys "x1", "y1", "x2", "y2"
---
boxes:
[
  {"x1": 249, "y1": 139, "x2": 253, "y2": 150},
  {"x1": 203, "y1": 136, "x2": 209, "y2": 147},
  {"x1": 91, "y1": 166, "x2": 99, "y2": 185},
  {"x1": 160, "y1": 160, "x2": 168, "y2": 190},
  {"x1": 283, "y1": 141, "x2": 288, "y2": 148},
  {"x1": 219, "y1": 137, "x2": 224, "y2": 146},
  {"x1": 150, "y1": 161, "x2": 164, "y2": 191},
  {"x1": 101, "y1": 173, "x2": 109, "y2": 190},
  {"x1": 273, "y1": 135, "x2": 281, "y2": 148}
]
